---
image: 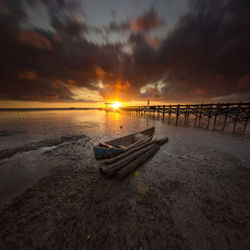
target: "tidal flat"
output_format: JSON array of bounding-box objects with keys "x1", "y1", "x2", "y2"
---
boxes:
[{"x1": 0, "y1": 110, "x2": 249, "y2": 249}]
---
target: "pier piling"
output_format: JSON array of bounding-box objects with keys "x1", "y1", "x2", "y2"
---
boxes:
[{"x1": 122, "y1": 102, "x2": 250, "y2": 134}]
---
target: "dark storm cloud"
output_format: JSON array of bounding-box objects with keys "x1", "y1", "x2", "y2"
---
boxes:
[
  {"x1": 30, "y1": 0, "x2": 88, "y2": 38},
  {"x1": 51, "y1": 15, "x2": 88, "y2": 38},
  {"x1": 0, "y1": 0, "x2": 250, "y2": 103},
  {"x1": 0, "y1": 0, "x2": 122, "y2": 102},
  {"x1": 126, "y1": 0, "x2": 250, "y2": 102}
]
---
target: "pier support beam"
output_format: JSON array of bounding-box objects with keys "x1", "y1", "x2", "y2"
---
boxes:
[
  {"x1": 176, "y1": 104, "x2": 180, "y2": 126},
  {"x1": 122, "y1": 102, "x2": 250, "y2": 134}
]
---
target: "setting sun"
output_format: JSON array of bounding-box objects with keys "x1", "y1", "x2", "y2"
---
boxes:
[{"x1": 111, "y1": 102, "x2": 123, "y2": 109}]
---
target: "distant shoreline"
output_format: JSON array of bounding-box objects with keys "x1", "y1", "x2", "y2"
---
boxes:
[{"x1": 0, "y1": 108, "x2": 103, "y2": 111}]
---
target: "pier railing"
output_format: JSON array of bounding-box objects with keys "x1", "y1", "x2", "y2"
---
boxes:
[{"x1": 121, "y1": 102, "x2": 250, "y2": 134}]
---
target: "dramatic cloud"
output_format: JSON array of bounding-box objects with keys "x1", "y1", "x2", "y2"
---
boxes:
[
  {"x1": 158, "y1": 0, "x2": 250, "y2": 102},
  {"x1": 125, "y1": 0, "x2": 250, "y2": 102},
  {"x1": 0, "y1": 0, "x2": 123, "y2": 102},
  {"x1": 0, "y1": 0, "x2": 249, "y2": 104},
  {"x1": 130, "y1": 7, "x2": 164, "y2": 32},
  {"x1": 105, "y1": 7, "x2": 164, "y2": 34},
  {"x1": 18, "y1": 71, "x2": 38, "y2": 80},
  {"x1": 18, "y1": 31, "x2": 53, "y2": 50}
]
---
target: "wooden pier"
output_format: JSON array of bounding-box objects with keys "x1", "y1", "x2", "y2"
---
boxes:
[{"x1": 121, "y1": 102, "x2": 250, "y2": 134}]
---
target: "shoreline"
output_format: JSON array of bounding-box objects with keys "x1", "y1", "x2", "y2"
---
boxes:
[
  {"x1": 0, "y1": 132, "x2": 249, "y2": 249},
  {"x1": 0, "y1": 108, "x2": 103, "y2": 111}
]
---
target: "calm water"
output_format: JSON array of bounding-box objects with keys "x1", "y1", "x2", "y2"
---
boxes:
[
  {"x1": 0, "y1": 110, "x2": 249, "y2": 203},
  {"x1": 0, "y1": 110, "x2": 151, "y2": 150},
  {"x1": 0, "y1": 109, "x2": 249, "y2": 153}
]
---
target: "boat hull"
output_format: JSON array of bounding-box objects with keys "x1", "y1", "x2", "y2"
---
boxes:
[
  {"x1": 93, "y1": 127, "x2": 155, "y2": 159},
  {"x1": 93, "y1": 147, "x2": 125, "y2": 160}
]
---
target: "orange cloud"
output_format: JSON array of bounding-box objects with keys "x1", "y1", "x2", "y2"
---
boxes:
[
  {"x1": 146, "y1": 37, "x2": 160, "y2": 48},
  {"x1": 54, "y1": 34, "x2": 62, "y2": 43},
  {"x1": 52, "y1": 80, "x2": 65, "y2": 89},
  {"x1": 130, "y1": 7, "x2": 164, "y2": 32},
  {"x1": 115, "y1": 79, "x2": 130, "y2": 90},
  {"x1": 67, "y1": 79, "x2": 77, "y2": 85},
  {"x1": 237, "y1": 74, "x2": 250, "y2": 87},
  {"x1": 96, "y1": 66, "x2": 107, "y2": 78},
  {"x1": 18, "y1": 71, "x2": 37, "y2": 80},
  {"x1": 190, "y1": 88, "x2": 206, "y2": 97},
  {"x1": 18, "y1": 31, "x2": 53, "y2": 50}
]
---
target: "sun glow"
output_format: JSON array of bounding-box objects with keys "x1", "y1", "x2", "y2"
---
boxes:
[{"x1": 111, "y1": 102, "x2": 123, "y2": 109}]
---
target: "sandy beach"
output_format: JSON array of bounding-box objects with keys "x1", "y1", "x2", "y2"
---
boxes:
[{"x1": 0, "y1": 110, "x2": 249, "y2": 249}]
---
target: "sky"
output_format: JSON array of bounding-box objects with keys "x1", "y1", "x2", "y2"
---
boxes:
[{"x1": 0, "y1": 0, "x2": 249, "y2": 108}]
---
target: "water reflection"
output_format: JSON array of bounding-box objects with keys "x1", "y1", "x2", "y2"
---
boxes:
[
  {"x1": 0, "y1": 109, "x2": 248, "y2": 152},
  {"x1": 0, "y1": 110, "x2": 156, "y2": 150},
  {"x1": 126, "y1": 109, "x2": 250, "y2": 135}
]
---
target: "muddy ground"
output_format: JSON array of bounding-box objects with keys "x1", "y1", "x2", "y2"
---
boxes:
[{"x1": 0, "y1": 134, "x2": 249, "y2": 249}]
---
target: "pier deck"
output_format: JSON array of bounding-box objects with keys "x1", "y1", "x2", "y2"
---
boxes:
[{"x1": 121, "y1": 102, "x2": 250, "y2": 134}]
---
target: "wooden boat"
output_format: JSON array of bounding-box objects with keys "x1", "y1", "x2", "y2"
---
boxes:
[{"x1": 93, "y1": 127, "x2": 155, "y2": 159}]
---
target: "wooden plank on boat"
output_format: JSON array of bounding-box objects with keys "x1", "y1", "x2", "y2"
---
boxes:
[
  {"x1": 125, "y1": 138, "x2": 148, "y2": 151},
  {"x1": 93, "y1": 127, "x2": 155, "y2": 160},
  {"x1": 98, "y1": 136, "x2": 168, "y2": 179},
  {"x1": 157, "y1": 137, "x2": 168, "y2": 146},
  {"x1": 116, "y1": 144, "x2": 160, "y2": 180},
  {"x1": 105, "y1": 139, "x2": 157, "y2": 165},
  {"x1": 100, "y1": 143, "x2": 157, "y2": 177}
]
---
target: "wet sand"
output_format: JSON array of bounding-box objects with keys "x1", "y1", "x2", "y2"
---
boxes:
[
  {"x1": 0, "y1": 130, "x2": 249, "y2": 249},
  {"x1": 0, "y1": 110, "x2": 249, "y2": 249}
]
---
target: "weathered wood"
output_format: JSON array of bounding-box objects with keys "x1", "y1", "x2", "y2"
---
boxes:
[
  {"x1": 198, "y1": 104, "x2": 203, "y2": 128},
  {"x1": 176, "y1": 104, "x2": 180, "y2": 125},
  {"x1": 104, "y1": 139, "x2": 157, "y2": 165},
  {"x1": 100, "y1": 143, "x2": 157, "y2": 177},
  {"x1": 157, "y1": 105, "x2": 160, "y2": 119},
  {"x1": 162, "y1": 105, "x2": 166, "y2": 119},
  {"x1": 116, "y1": 145, "x2": 160, "y2": 180},
  {"x1": 157, "y1": 136, "x2": 169, "y2": 146},
  {"x1": 184, "y1": 104, "x2": 187, "y2": 126},
  {"x1": 123, "y1": 102, "x2": 250, "y2": 134},
  {"x1": 186, "y1": 104, "x2": 190, "y2": 127},
  {"x1": 213, "y1": 104, "x2": 218, "y2": 130},
  {"x1": 168, "y1": 104, "x2": 172, "y2": 124},
  {"x1": 194, "y1": 105, "x2": 199, "y2": 127},
  {"x1": 243, "y1": 106, "x2": 249, "y2": 134},
  {"x1": 223, "y1": 103, "x2": 229, "y2": 131},
  {"x1": 207, "y1": 104, "x2": 212, "y2": 129},
  {"x1": 233, "y1": 102, "x2": 241, "y2": 133}
]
